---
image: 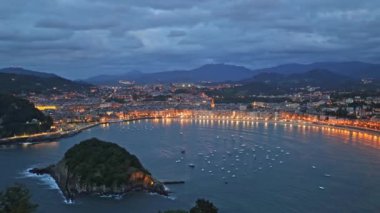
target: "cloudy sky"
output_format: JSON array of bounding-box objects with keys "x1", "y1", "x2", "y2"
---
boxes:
[{"x1": 0, "y1": 0, "x2": 379, "y2": 78}]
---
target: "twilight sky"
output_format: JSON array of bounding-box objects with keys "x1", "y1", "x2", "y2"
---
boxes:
[{"x1": 0, "y1": 0, "x2": 379, "y2": 79}]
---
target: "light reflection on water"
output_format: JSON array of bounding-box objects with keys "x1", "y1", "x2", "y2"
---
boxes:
[
  {"x1": 169, "y1": 118, "x2": 380, "y2": 149},
  {"x1": 1, "y1": 119, "x2": 380, "y2": 212}
]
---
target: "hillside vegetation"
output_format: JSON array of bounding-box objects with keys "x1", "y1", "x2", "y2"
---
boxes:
[{"x1": 0, "y1": 94, "x2": 52, "y2": 138}]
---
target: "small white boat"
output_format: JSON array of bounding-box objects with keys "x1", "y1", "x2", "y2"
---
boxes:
[
  {"x1": 188, "y1": 163, "x2": 195, "y2": 168},
  {"x1": 319, "y1": 186, "x2": 325, "y2": 190}
]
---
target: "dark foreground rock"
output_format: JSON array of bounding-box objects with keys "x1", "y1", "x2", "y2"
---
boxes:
[{"x1": 30, "y1": 138, "x2": 167, "y2": 200}]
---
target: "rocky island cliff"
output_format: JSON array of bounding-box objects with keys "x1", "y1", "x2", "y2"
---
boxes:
[{"x1": 30, "y1": 138, "x2": 167, "y2": 199}]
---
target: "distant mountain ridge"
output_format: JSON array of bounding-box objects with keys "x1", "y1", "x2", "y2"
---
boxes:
[
  {"x1": 0, "y1": 67, "x2": 58, "y2": 78},
  {"x1": 1, "y1": 61, "x2": 379, "y2": 89},
  {"x1": 248, "y1": 69, "x2": 354, "y2": 88},
  {"x1": 209, "y1": 69, "x2": 379, "y2": 98},
  {"x1": 0, "y1": 67, "x2": 90, "y2": 94},
  {"x1": 85, "y1": 61, "x2": 380, "y2": 85},
  {"x1": 86, "y1": 70, "x2": 144, "y2": 85},
  {"x1": 254, "y1": 61, "x2": 380, "y2": 79},
  {"x1": 85, "y1": 64, "x2": 256, "y2": 85}
]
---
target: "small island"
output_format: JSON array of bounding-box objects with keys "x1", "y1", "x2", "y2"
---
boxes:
[{"x1": 30, "y1": 138, "x2": 168, "y2": 200}]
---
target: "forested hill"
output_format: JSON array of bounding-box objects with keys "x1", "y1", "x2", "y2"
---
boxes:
[
  {"x1": 0, "y1": 67, "x2": 90, "y2": 94},
  {"x1": 0, "y1": 94, "x2": 52, "y2": 138}
]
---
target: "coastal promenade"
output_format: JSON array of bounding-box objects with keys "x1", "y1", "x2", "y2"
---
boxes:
[{"x1": 0, "y1": 123, "x2": 99, "y2": 144}]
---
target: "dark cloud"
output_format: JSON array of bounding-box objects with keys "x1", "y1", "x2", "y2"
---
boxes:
[
  {"x1": 35, "y1": 19, "x2": 117, "y2": 31},
  {"x1": 168, "y1": 30, "x2": 187, "y2": 37},
  {"x1": 0, "y1": 0, "x2": 379, "y2": 78}
]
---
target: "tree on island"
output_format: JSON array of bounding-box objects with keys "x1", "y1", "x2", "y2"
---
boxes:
[
  {"x1": 0, "y1": 184, "x2": 38, "y2": 213},
  {"x1": 190, "y1": 199, "x2": 218, "y2": 213},
  {"x1": 162, "y1": 199, "x2": 218, "y2": 213}
]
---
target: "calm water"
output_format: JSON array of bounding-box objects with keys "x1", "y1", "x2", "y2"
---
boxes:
[{"x1": 1, "y1": 119, "x2": 380, "y2": 213}]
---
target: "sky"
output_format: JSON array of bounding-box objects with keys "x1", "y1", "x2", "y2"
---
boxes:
[{"x1": 0, "y1": 0, "x2": 379, "y2": 79}]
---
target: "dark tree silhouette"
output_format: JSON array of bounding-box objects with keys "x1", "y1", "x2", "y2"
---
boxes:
[
  {"x1": 189, "y1": 199, "x2": 218, "y2": 213},
  {"x1": 160, "y1": 198, "x2": 218, "y2": 213},
  {"x1": 0, "y1": 184, "x2": 38, "y2": 213}
]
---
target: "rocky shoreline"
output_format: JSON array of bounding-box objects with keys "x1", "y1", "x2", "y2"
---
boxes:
[
  {"x1": 29, "y1": 165, "x2": 168, "y2": 200},
  {"x1": 29, "y1": 138, "x2": 168, "y2": 200}
]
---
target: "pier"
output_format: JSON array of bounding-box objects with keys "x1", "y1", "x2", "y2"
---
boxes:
[{"x1": 161, "y1": 180, "x2": 185, "y2": 185}]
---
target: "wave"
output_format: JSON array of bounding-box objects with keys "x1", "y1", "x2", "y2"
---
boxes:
[
  {"x1": 19, "y1": 167, "x2": 75, "y2": 205},
  {"x1": 99, "y1": 194, "x2": 123, "y2": 200}
]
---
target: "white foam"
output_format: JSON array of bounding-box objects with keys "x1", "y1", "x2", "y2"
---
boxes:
[
  {"x1": 100, "y1": 194, "x2": 123, "y2": 200},
  {"x1": 164, "y1": 185, "x2": 170, "y2": 191},
  {"x1": 21, "y1": 167, "x2": 74, "y2": 205},
  {"x1": 64, "y1": 199, "x2": 75, "y2": 204},
  {"x1": 167, "y1": 196, "x2": 176, "y2": 200}
]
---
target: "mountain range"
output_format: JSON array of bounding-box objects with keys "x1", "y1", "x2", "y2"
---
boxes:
[
  {"x1": 209, "y1": 69, "x2": 380, "y2": 99},
  {"x1": 85, "y1": 64, "x2": 255, "y2": 85},
  {"x1": 0, "y1": 61, "x2": 379, "y2": 95},
  {"x1": 0, "y1": 67, "x2": 58, "y2": 78},
  {"x1": 84, "y1": 61, "x2": 380, "y2": 85},
  {"x1": 255, "y1": 61, "x2": 380, "y2": 80}
]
